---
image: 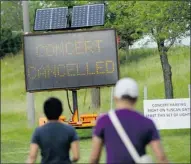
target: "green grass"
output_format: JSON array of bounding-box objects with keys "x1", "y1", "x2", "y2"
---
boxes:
[{"x1": 1, "y1": 46, "x2": 190, "y2": 163}]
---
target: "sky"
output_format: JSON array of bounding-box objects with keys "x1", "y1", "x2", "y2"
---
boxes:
[{"x1": 131, "y1": 35, "x2": 190, "y2": 49}]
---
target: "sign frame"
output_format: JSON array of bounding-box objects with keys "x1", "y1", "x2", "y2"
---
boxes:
[{"x1": 23, "y1": 28, "x2": 120, "y2": 92}]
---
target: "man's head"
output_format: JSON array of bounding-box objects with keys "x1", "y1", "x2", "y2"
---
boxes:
[
  {"x1": 44, "y1": 97, "x2": 63, "y2": 120},
  {"x1": 114, "y1": 77, "x2": 139, "y2": 108}
]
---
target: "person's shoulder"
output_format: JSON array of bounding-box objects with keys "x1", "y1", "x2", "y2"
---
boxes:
[
  {"x1": 46, "y1": 122, "x2": 77, "y2": 134},
  {"x1": 61, "y1": 123, "x2": 76, "y2": 132},
  {"x1": 136, "y1": 111, "x2": 157, "y2": 130},
  {"x1": 135, "y1": 112, "x2": 160, "y2": 140},
  {"x1": 96, "y1": 113, "x2": 109, "y2": 123},
  {"x1": 32, "y1": 126, "x2": 43, "y2": 137},
  {"x1": 131, "y1": 110, "x2": 155, "y2": 124},
  {"x1": 94, "y1": 113, "x2": 110, "y2": 128},
  {"x1": 41, "y1": 122, "x2": 70, "y2": 130},
  {"x1": 93, "y1": 113, "x2": 110, "y2": 137},
  {"x1": 136, "y1": 111, "x2": 154, "y2": 123},
  {"x1": 62, "y1": 124, "x2": 78, "y2": 139},
  {"x1": 35, "y1": 124, "x2": 50, "y2": 133},
  {"x1": 35, "y1": 126, "x2": 43, "y2": 132}
]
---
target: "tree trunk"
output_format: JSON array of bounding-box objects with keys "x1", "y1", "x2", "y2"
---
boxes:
[
  {"x1": 91, "y1": 88, "x2": 101, "y2": 110},
  {"x1": 159, "y1": 45, "x2": 174, "y2": 99}
]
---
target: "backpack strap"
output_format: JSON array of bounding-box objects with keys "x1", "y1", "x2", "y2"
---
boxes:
[{"x1": 108, "y1": 110, "x2": 141, "y2": 163}]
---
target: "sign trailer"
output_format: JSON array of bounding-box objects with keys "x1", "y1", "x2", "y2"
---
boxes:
[{"x1": 23, "y1": 29, "x2": 119, "y2": 128}]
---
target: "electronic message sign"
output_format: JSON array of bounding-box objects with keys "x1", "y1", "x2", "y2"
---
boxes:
[{"x1": 23, "y1": 29, "x2": 119, "y2": 92}]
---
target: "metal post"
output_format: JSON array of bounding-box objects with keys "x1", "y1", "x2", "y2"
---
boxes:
[
  {"x1": 22, "y1": 1, "x2": 35, "y2": 127},
  {"x1": 110, "y1": 87, "x2": 114, "y2": 109},
  {"x1": 72, "y1": 90, "x2": 79, "y2": 121},
  {"x1": 22, "y1": 1, "x2": 30, "y2": 33},
  {"x1": 188, "y1": 84, "x2": 190, "y2": 98},
  {"x1": 144, "y1": 86, "x2": 148, "y2": 100}
]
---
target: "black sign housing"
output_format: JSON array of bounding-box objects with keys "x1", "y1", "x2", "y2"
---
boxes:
[{"x1": 23, "y1": 28, "x2": 119, "y2": 92}]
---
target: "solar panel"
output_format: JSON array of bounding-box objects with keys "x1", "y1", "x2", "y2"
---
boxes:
[
  {"x1": 71, "y1": 5, "x2": 88, "y2": 28},
  {"x1": 34, "y1": 7, "x2": 68, "y2": 31},
  {"x1": 88, "y1": 4, "x2": 105, "y2": 26},
  {"x1": 71, "y1": 4, "x2": 105, "y2": 28},
  {"x1": 34, "y1": 9, "x2": 52, "y2": 30},
  {"x1": 52, "y1": 7, "x2": 68, "y2": 29}
]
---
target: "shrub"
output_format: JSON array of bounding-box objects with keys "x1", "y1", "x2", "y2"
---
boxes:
[{"x1": 0, "y1": 28, "x2": 22, "y2": 58}]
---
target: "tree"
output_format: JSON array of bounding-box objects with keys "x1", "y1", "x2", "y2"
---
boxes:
[
  {"x1": 105, "y1": 1, "x2": 143, "y2": 59},
  {"x1": 90, "y1": 1, "x2": 144, "y2": 109},
  {"x1": 1, "y1": 1, "x2": 53, "y2": 31},
  {"x1": 133, "y1": 1, "x2": 190, "y2": 99},
  {"x1": 89, "y1": 2, "x2": 144, "y2": 109},
  {"x1": 1, "y1": 1, "x2": 23, "y2": 31},
  {"x1": 1, "y1": 1, "x2": 83, "y2": 32}
]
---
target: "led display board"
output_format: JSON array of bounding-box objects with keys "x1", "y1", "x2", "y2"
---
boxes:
[{"x1": 23, "y1": 29, "x2": 119, "y2": 92}]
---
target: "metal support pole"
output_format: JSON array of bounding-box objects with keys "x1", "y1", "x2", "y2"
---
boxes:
[
  {"x1": 22, "y1": 1, "x2": 30, "y2": 33},
  {"x1": 110, "y1": 87, "x2": 114, "y2": 109},
  {"x1": 188, "y1": 84, "x2": 190, "y2": 98},
  {"x1": 22, "y1": 1, "x2": 35, "y2": 127},
  {"x1": 144, "y1": 86, "x2": 148, "y2": 100},
  {"x1": 72, "y1": 90, "x2": 79, "y2": 122}
]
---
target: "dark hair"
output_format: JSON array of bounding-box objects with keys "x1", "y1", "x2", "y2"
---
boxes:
[
  {"x1": 121, "y1": 95, "x2": 137, "y2": 104},
  {"x1": 44, "y1": 97, "x2": 63, "y2": 120}
]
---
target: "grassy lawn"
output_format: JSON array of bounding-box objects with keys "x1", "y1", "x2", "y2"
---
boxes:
[{"x1": 1, "y1": 46, "x2": 190, "y2": 163}]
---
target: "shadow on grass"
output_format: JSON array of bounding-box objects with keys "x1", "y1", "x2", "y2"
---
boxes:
[
  {"x1": 77, "y1": 128, "x2": 92, "y2": 140},
  {"x1": 80, "y1": 136, "x2": 92, "y2": 140}
]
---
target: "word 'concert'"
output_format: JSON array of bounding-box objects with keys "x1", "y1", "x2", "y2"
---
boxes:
[
  {"x1": 36, "y1": 39, "x2": 103, "y2": 57},
  {"x1": 28, "y1": 60, "x2": 115, "y2": 80}
]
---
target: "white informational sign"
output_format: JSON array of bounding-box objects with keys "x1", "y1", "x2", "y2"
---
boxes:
[{"x1": 144, "y1": 98, "x2": 190, "y2": 130}]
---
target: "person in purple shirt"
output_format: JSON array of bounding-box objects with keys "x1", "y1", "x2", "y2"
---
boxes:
[{"x1": 89, "y1": 77, "x2": 169, "y2": 164}]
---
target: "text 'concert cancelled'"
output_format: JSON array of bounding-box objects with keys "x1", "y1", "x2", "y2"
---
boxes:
[{"x1": 23, "y1": 29, "x2": 119, "y2": 92}]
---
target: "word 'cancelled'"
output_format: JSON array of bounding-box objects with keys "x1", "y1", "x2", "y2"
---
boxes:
[{"x1": 28, "y1": 60, "x2": 115, "y2": 79}]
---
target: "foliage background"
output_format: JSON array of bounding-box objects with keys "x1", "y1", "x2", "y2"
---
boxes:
[{"x1": 1, "y1": 1, "x2": 190, "y2": 163}]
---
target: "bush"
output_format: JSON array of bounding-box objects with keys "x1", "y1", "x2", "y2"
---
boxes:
[{"x1": 0, "y1": 28, "x2": 22, "y2": 58}]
